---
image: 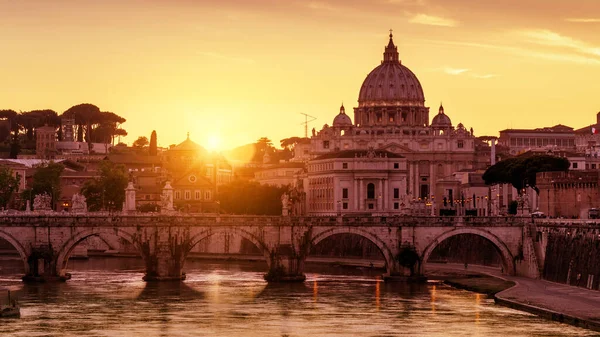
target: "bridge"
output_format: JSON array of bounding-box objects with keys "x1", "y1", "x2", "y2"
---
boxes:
[{"x1": 0, "y1": 214, "x2": 571, "y2": 283}]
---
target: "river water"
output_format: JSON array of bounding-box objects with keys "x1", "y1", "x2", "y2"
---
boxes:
[{"x1": 0, "y1": 257, "x2": 597, "y2": 337}]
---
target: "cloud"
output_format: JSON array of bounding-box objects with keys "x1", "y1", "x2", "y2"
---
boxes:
[
  {"x1": 441, "y1": 67, "x2": 497, "y2": 79},
  {"x1": 196, "y1": 51, "x2": 255, "y2": 64},
  {"x1": 565, "y1": 18, "x2": 600, "y2": 23},
  {"x1": 519, "y1": 29, "x2": 600, "y2": 57},
  {"x1": 409, "y1": 14, "x2": 457, "y2": 27},
  {"x1": 306, "y1": 1, "x2": 339, "y2": 12},
  {"x1": 443, "y1": 67, "x2": 469, "y2": 75},
  {"x1": 424, "y1": 38, "x2": 600, "y2": 66}
]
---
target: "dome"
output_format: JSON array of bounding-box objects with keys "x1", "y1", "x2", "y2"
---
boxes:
[
  {"x1": 333, "y1": 104, "x2": 352, "y2": 127},
  {"x1": 358, "y1": 33, "x2": 425, "y2": 107},
  {"x1": 431, "y1": 104, "x2": 452, "y2": 127}
]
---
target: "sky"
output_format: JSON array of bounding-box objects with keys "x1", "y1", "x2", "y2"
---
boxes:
[{"x1": 1, "y1": 0, "x2": 600, "y2": 151}]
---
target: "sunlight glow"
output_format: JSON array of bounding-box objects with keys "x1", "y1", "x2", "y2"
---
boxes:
[{"x1": 206, "y1": 133, "x2": 222, "y2": 152}]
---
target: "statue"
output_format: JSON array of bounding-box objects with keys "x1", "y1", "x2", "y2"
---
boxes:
[
  {"x1": 160, "y1": 181, "x2": 174, "y2": 213},
  {"x1": 281, "y1": 193, "x2": 290, "y2": 216},
  {"x1": 33, "y1": 193, "x2": 52, "y2": 212},
  {"x1": 124, "y1": 182, "x2": 137, "y2": 212},
  {"x1": 312, "y1": 128, "x2": 316, "y2": 137},
  {"x1": 71, "y1": 193, "x2": 88, "y2": 213}
]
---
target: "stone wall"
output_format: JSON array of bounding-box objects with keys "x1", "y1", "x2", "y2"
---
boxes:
[{"x1": 543, "y1": 229, "x2": 600, "y2": 290}]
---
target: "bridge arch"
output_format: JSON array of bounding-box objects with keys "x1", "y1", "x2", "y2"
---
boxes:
[
  {"x1": 187, "y1": 227, "x2": 271, "y2": 267},
  {"x1": 0, "y1": 229, "x2": 29, "y2": 273},
  {"x1": 309, "y1": 227, "x2": 396, "y2": 274},
  {"x1": 55, "y1": 228, "x2": 140, "y2": 274},
  {"x1": 420, "y1": 227, "x2": 515, "y2": 275}
]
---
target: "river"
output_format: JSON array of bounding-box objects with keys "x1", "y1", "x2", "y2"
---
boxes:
[{"x1": 0, "y1": 257, "x2": 597, "y2": 336}]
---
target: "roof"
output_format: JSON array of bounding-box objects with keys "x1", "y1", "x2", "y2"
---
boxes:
[
  {"x1": 499, "y1": 124, "x2": 574, "y2": 134},
  {"x1": 313, "y1": 149, "x2": 404, "y2": 160},
  {"x1": 0, "y1": 159, "x2": 65, "y2": 168},
  {"x1": 168, "y1": 137, "x2": 207, "y2": 154},
  {"x1": 107, "y1": 154, "x2": 162, "y2": 165}
]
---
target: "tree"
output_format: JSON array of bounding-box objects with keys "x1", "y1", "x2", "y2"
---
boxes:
[
  {"x1": 253, "y1": 137, "x2": 275, "y2": 162},
  {"x1": 0, "y1": 167, "x2": 20, "y2": 209},
  {"x1": 30, "y1": 162, "x2": 64, "y2": 210},
  {"x1": 217, "y1": 180, "x2": 288, "y2": 215},
  {"x1": 483, "y1": 155, "x2": 570, "y2": 194},
  {"x1": 81, "y1": 161, "x2": 129, "y2": 211},
  {"x1": 397, "y1": 245, "x2": 420, "y2": 276},
  {"x1": 62, "y1": 104, "x2": 127, "y2": 145},
  {"x1": 149, "y1": 130, "x2": 157, "y2": 156},
  {"x1": 133, "y1": 136, "x2": 149, "y2": 148}
]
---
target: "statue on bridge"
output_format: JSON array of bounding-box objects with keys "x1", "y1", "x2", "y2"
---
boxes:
[
  {"x1": 160, "y1": 181, "x2": 174, "y2": 213},
  {"x1": 71, "y1": 194, "x2": 88, "y2": 213},
  {"x1": 281, "y1": 193, "x2": 290, "y2": 216},
  {"x1": 33, "y1": 193, "x2": 52, "y2": 212}
]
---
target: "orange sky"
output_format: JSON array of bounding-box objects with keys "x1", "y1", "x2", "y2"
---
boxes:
[{"x1": 1, "y1": 0, "x2": 600, "y2": 151}]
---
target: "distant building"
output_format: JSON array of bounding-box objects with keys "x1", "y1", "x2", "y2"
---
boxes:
[
  {"x1": 498, "y1": 125, "x2": 575, "y2": 155},
  {"x1": 574, "y1": 112, "x2": 600, "y2": 152},
  {"x1": 303, "y1": 149, "x2": 408, "y2": 215},
  {"x1": 36, "y1": 125, "x2": 57, "y2": 159},
  {"x1": 537, "y1": 170, "x2": 600, "y2": 219},
  {"x1": 254, "y1": 163, "x2": 304, "y2": 187}
]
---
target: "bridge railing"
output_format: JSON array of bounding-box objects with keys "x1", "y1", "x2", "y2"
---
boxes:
[{"x1": 0, "y1": 212, "x2": 532, "y2": 227}]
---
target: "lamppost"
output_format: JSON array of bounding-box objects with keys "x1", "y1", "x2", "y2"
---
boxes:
[{"x1": 336, "y1": 200, "x2": 341, "y2": 216}]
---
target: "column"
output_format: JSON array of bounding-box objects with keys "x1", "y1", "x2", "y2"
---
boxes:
[
  {"x1": 414, "y1": 163, "x2": 420, "y2": 199},
  {"x1": 359, "y1": 179, "x2": 364, "y2": 210},
  {"x1": 384, "y1": 178, "x2": 389, "y2": 211},
  {"x1": 354, "y1": 178, "x2": 358, "y2": 211},
  {"x1": 408, "y1": 162, "x2": 414, "y2": 196},
  {"x1": 378, "y1": 179, "x2": 383, "y2": 210}
]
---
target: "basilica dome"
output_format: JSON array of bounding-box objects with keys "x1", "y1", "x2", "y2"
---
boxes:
[
  {"x1": 332, "y1": 104, "x2": 352, "y2": 127},
  {"x1": 431, "y1": 104, "x2": 452, "y2": 127},
  {"x1": 358, "y1": 33, "x2": 425, "y2": 107}
]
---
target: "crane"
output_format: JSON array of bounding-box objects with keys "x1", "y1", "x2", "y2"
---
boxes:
[{"x1": 300, "y1": 113, "x2": 317, "y2": 138}]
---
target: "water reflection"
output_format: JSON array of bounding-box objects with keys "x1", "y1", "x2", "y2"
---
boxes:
[{"x1": 0, "y1": 257, "x2": 597, "y2": 337}]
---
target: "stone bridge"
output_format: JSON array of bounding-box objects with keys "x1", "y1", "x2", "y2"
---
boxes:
[{"x1": 0, "y1": 214, "x2": 551, "y2": 283}]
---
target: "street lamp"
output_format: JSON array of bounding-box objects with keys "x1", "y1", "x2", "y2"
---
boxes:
[{"x1": 336, "y1": 200, "x2": 341, "y2": 216}]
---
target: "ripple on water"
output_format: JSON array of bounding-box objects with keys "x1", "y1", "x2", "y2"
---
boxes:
[{"x1": 0, "y1": 259, "x2": 598, "y2": 337}]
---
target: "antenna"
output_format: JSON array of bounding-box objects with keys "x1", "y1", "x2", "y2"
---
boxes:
[{"x1": 299, "y1": 113, "x2": 317, "y2": 138}]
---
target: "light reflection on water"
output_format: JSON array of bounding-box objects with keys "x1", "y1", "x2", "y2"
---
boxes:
[{"x1": 0, "y1": 258, "x2": 597, "y2": 337}]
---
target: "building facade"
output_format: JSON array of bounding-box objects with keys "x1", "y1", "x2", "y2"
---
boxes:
[{"x1": 301, "y1": 32, "x2": 481, "y2": 215}]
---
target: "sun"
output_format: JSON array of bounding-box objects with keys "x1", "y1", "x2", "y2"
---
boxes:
[{"x1": 206, "y1": 134, "x2": 222, "y2": 152}]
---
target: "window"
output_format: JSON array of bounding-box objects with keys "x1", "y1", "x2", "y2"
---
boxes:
[
  {"x1": 342, "y1": 163, "x2": 348, "y2": 169},
  {"x1": 175, "y1": 191, "x2": 181, "y2": 200},
  {"x1": 573, "y1": 163, "x2": 578, "y2": 169},
  {"x1": 205, "y1": 191, "x2": 211, "y2": 200},
  {"x1": 593, "y1": 164, "x2": 597, "y2": 169},
  {"x1": 368, "y1": 203, "x2": 374, "y2": 210},
  {"x1": 457, "y1": 141, "x2": 464, "y2": 148},
  {"x1": 393, "y1": 188, "x2": 399, "y2": 199},
  {"x1": 393, "y1": 162, "x2": 399, "y2": 169},
  {"x1": 343, "y1": 202, "x2": 348, "y2": 210},
  {"x1": 342, "y1": 188, "x2": 348, "y2": 199},
  {"x1": 376, "y1": 113, "x2": 382, "y2": 122},
  {"x1": 367, "y1": 183, "x2": 375, "y2": 199},
  {"x1": 184, "y1": 191, "x2": 191, "y2": 200},
  {"x1": 389, "y1": 115, "x2": 395, "y2": 122},
  {"x1": 394, "y1": 202, "x2": 399, "y2": 210},
  {"x1": 323, "y1": 141, "x2": 330, "y2": 149},
  {"x1": 195, "y1": 191, "x2": 201, "y2": 200}
]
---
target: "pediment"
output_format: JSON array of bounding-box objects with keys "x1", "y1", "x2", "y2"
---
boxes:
[{"x1": 379, "y1": 142, "x2": 414, "y2": 154}]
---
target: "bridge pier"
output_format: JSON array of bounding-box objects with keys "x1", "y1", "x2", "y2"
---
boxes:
[
  {"x1": 140, "y1": 229, "x2": 189, "y2": 282},
  {"x1": 22, "y1": 246, "x2": 71, "y2": 283},
  {"x1": 264, "y1": 244, "x2": 306, "y2": 282}
]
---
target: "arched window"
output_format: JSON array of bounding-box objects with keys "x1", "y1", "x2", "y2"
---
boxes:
[{"x1": 367, "y1": 183, "x2": 375, "y2": 199}]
